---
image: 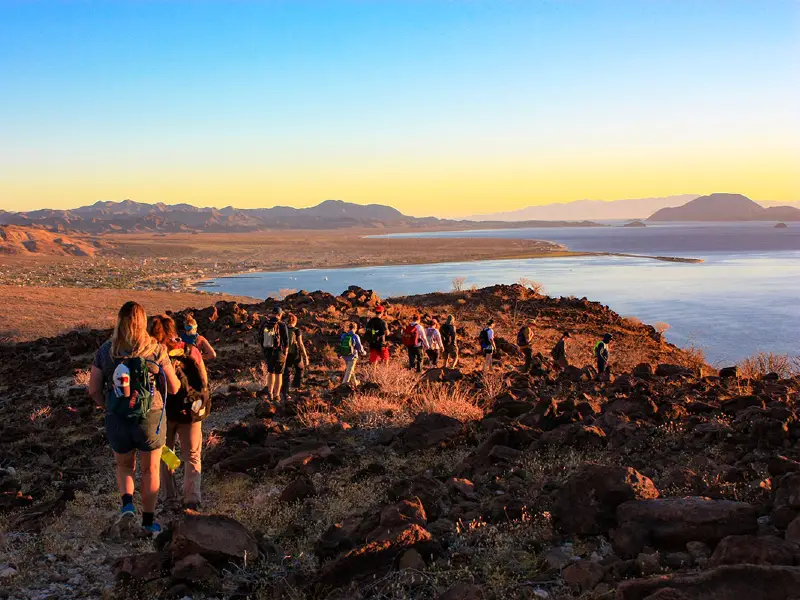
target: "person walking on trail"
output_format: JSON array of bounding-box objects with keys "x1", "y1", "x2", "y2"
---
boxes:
[
  {"x1": 365, "y1": 305, "x2": 390, "y2": 364},
  {"x1": 551, "y1": 331, "x2": 571, "y2": 371},
  {"x1": 425, "y1": 320, "x2": 444, "y2": 368},
  {"x1": 595, "y1": 333, "x2": 613, "y2": 379},
  {"x1": 402, "y1": 314, "x2": 429, "y2": 373},
  {"x1": 180, "y1": 314, "x2": 216, "y2": 361},
  {"x1": 440, "y1": 315, "x2": 459, "y2": 369},
  {"x1": 87, "y1": 301, "x2": 181, "y2": 534},
  {"x1": 282, "y1": 313, "x2": 310, "y2": 401},
  {"x1": 257, "y1": 306, "x2": 289, "y2": 402},
  {"x1": 517, "y1": 321, "x2": 535, "y2": 372},
  {"x1": 338, "y1": 321, "x2": 367, "y2": 386},
  {"x1": 150, "y1": 315, "x2": 209, "y2": 511},
  {"x1": 479, "y1": 319, "x2": 497, "y2": 374}
]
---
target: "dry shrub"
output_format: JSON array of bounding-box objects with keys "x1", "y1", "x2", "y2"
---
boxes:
[
  {"x1": 480, "y1": 369, "x2": 506, "y2": 403},
  {"x1": 361, "y1": 361, "x2": 417, "y2": 397},
  {"x1": 451, "y1": 277, "x2": 467, "y2": 292},
  {"x1": 29, "y1": 405, "x2": 52, "y2": 427},
  {"x1": 72, "y1": 368, "x2": 91, "y2": 387},
  {"x1": 71, "y1": 321, "x2": 92, "y2": 333},
  {"x1": 654, "y1": 322, "x2": 671, "y2": 335},
  {"x1": 517, "y1": 277, "x2": 544, "y2": 295},
  {"x1": 739, "y1": 352, "x2": 800, "y2": 379},
  {"x1": 248, "y1": 361, "x2": 269, "y2": 389},
  {"x1": 680, "y1": 343, "x2": 707, "y2": 371},
  {"x1": 320, "y1": 344, "x2": 340, "y2": 369},
  {"x1": 296, "y1": 397, "x2": 338, "y2": 429},
  {"x1": 410, "y1": 382, "x2": 483, "y2": 422},
  {"x1": 624, "y1": 315, "x2": 643, "y2": 327},
  {"x1": 338, "y1": 392, "x2": 408, "y2": 429}
]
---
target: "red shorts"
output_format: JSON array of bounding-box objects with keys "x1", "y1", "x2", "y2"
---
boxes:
[{"x1": 369, "y1": 347, "x2": 390, "y2": 363}]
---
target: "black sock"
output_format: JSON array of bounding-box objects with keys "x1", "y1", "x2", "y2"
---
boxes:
[
  {"x1": 122, "y1": 494, "x2": 133, "y2": 508},
  {"x1": 142, "y1": 512, "x2": 154, "y2": 527}
]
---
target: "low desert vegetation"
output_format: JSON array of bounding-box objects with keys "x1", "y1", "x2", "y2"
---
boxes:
[{"x1": 738, "y1": 351, "x2": 800, "y2": 379}]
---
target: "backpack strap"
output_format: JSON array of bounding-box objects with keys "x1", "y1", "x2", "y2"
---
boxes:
[{"x1": 145, "y1": 358, "x2": 168, "y2": 436}]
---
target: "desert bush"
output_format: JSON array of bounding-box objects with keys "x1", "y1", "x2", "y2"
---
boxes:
[
  {"x1": 517, "y1": 277, "x2": 545, "y2": 295},
  {"x1": 249, "y1": 361, "x2": 269, "y2": 389},
  {"x1": 71, "y1": 321, "x2": 92, "y2": 332},
  {"x1": 451, "y1": 277, "x2": 467, "y2": 292},
  {"x1": 296, "y1": 397, "x2": 339, "y2": 429},
  {"x1": 624, "y1": 315, "x2": 643, "y2": 327},
  {"x1": 72, "y1": 368, "x2": 91, "y2": 387},
  {"x1": 410, "y1": 383, "x2": 483, "y2": 421},
  {"x1": 654, "y1": 321, "x2": 671, "y2": 335},
  {"x1": 480, "y1": 370, "x2": 506, "y2": 403},
  {"x1": 338, "y1": 392, "x2": 408, "y2": 429},
  {"x1": 739, "y1": 352, "x2": 800, "y2": 379},
  {"x1": 29, "y1": 405, "x2": 52, "y2": 427},
  {"x1": 361, "y1": 361, "x2": 418, "y2": 397},
  {"x1": 320, "y1": 344, "x2": 340, "y2": 369}
]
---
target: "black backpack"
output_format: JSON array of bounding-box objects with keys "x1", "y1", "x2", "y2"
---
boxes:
[
  {"x1": 286, "y1": 327, "x2": 298, "y2": 356},
  {"x1": 517, "y1": 326, "x2": 531, "y2": 347},
  {"x1": 440, "y1": 323, "x2": 456, "y2": 346},
  {"x1": 479, "y1": 328, "x2": 491, "y2": 350},
  {"x1": 166, "y1": 345, "x2": 210, "y2": 423}
]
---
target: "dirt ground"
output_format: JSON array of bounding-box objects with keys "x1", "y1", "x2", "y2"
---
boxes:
[{"x1": 0, "y1": 286, "x2": 256, "y2": 342}]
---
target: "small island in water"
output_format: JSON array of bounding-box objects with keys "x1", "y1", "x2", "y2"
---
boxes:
[
  {"x1": 775, "y1": 222, "x2": 788, "y2": 229},
  {"x1": 623, "y1": 220, "x2": 647, "y2": 228}
]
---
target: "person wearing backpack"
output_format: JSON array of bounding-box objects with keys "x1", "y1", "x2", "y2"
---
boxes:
[
  {"x1": 150, "y1": 315, "x2": 209, "y2": 511},
  {"x1": 595, "y1": 333, "x2": 613, "y2": 379},
  {"x1": 88, "y1": 302, "x2": 180, "y2": 534},
  {"x1": 440, "y1": 315, "x2": 459, "y2": 368},
  {"x1": 338, "y1": 321, "x2": 366, "y2": 386},
  {"x1": 402, "y1": 314, "x2": 429, "y2": 372},
  {"x1": 257, "y1": 306, "x2": 290, "y2": 401},
  {"x1": 517, "y1": 322, "x2": 535, "y2": 373},
  {"x1": 551, "y1": 331, "x2": 571, "y2": 371},
  {"x1": 365, "y1": 305, "x2": 389, "y2": 364},
  {"x1": 282, "y1": 313, "x2": 310, "y2": 401},
  {"x1": 479, "y1": 319, "x2": 497, "y2": 373},
  {"x1": 180, "y1": 314, "x2": 216, "y2": 361},
  {"x1": 425, "y1": 320, "x2": 444, "y2": 368}
]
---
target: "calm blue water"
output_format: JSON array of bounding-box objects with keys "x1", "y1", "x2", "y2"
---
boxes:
[{"x1": 202, "y1": 223, "x2": 800, "y2": 364}]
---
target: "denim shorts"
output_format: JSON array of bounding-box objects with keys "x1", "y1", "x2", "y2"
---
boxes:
[{"x1": 105, "y1": 408, "x2": 166, "y2": 454}]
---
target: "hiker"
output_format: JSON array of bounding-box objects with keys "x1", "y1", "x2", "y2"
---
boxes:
[
  {"x1": 87, "y1": 301, "x2": 180, "y2": 534},
  {"x1": 517, "y1": 321, "x2": 535, "y2": 372},
  {"x1": 365, "y1": 305, "x2": 390, "y2": 363},
  {"x1": 479, "y1": 319, "x2": 497, "y2": 373},
  {"x1": 551, "y1": 331, "x2": 571, "y2": 370},
  {"x1": 180, "y1": 314, "x2": 216, "y2": 361},
  {"x1": 150, "y1": 315, "x2": 209, "y2": 511},
  {"x1": 257, "y1": 306, "x2": 289, "y2": 401},
  {"x1": 425, "y1": 319, "x2": 444, "y2": 367},
  {"x1": 440, "y1": 315, "x2": 459, "y2": 368},
  {"x1": 402, "y1": 314, "x2": 429, "y2": 373},
  {"x1": 595, "y1": 333, "x2": 613, "y2": 379},
  {"x1": 282, "y1": 313, "x2": 310, "y2": 401},
  {"x1": 338, "y1": 321, "x2": 366, "y2": 386}
]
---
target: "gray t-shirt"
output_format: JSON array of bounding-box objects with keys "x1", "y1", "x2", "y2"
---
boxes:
[{"x1": 93, "y1": 340, "x2": 168, "y2": 411}]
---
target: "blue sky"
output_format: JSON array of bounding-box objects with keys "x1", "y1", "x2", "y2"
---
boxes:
[{"x1": 1, "y1": 0, "x2": 798, "y2": 215}]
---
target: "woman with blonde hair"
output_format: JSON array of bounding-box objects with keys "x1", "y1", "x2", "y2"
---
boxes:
[
  {"x1": 88, "y1": 301, "x2": 180, "y2": 533},
  {"x1": 150, "y1": 315, "x2": 209, "y2": 510}
]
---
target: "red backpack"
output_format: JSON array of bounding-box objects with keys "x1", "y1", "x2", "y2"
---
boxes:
[{"x1": 402, "y1": 324, "x2": 420, "y2": 347}]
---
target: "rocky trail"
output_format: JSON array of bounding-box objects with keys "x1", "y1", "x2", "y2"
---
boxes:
[{"x1": 1, "y1": 284, "x2": 798, "y2": 600}]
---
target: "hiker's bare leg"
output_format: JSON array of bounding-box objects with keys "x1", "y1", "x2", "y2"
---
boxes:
[
  {"x1": 140, "y1": 448, "x2": 162, "y2": 513},
  {"x1": 114, "y1": 451, "x2": 136, "y2": 497}
]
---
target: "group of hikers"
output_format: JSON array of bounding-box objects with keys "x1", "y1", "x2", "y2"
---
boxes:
[{"x1": 90, "y1": 300, "x2": 614, "y2": 534}]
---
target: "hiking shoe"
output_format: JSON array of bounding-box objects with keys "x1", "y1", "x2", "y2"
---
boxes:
[
  {"x1": 119, "y1": 503, "x2": 136, "y2": 519},
  {"x1": 184, "y1": 502, "x2": 201, "y2": 512},
  {"x1": 142, "y1": 522, "x2": 162, "y2": 535}
]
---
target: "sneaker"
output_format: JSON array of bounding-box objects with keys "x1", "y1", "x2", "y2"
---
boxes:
[
  {"x1": 142, "y1": 522, "x2": 162, "y2": 535},
  {"x1": 119, "y1": 503, "x2": 136, "y2": 520}
]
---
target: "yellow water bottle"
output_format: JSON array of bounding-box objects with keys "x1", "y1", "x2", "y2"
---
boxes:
[{"x1": 161, "y1": 446, "x2": 181, "y2": 471}]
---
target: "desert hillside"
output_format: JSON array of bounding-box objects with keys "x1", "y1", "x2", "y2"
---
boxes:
[
  {"x1": 0, "y1": 224, "x2": 103, "y2": 257},
  {"x1": 1, "y1": 285, "x2": 798, "y2": 599}
]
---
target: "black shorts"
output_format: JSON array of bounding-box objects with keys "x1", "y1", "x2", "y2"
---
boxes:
[
  {"x1": 105, "y1": 409, "x2": 165, "y2": 454},
  {"x1": 265, "y1": 349, "x2": 288, "y2": 374},
  {"x1": 444, "y1": 344, "x2": 459, "y2": 358}
]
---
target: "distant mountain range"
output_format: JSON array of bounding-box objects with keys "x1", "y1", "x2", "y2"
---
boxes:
[
  {"x1": 470, "y1": 195, "x2": 701, "y2": 221},
  {"x1": 648, "y1": 193, "x2": 800, "y2": 222},
  {"x1": 471, "y1": 194, "x2": 800, "y2": 221},
  {"x1": 0, "y1": 199, "x2": 599, "y2": 235}
]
